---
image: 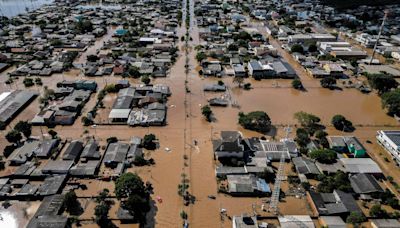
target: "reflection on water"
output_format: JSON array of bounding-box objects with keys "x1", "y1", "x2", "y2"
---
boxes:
[
  {"x1": 0, "y1": 210, "x2": 18, "y2": 228},
  {"x1": 0, "y1": 0, "x2": 53, "y2": 18}
]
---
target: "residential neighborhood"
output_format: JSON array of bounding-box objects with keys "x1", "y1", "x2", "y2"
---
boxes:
[{"x1": 0, "y1": 0, "x2": 400, "y2": 228}]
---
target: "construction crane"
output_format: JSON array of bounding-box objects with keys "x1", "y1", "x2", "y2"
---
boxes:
[
  {"x1": 370, "y1": 10, "x2": 388, "y2": 65},
  {"x1": 268, "y1": 153, "x2": 285, "y2": 214}
]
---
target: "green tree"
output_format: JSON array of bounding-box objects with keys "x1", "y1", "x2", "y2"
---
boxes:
[
  {"x1": 6, "y1": 130, "x2": 22, "y2": 144},
  {"x1": 48, "y1": 129, "x2": 58, "y2": 139},
  {"x1": 308, "y1": 44, "x2": 318, "y2": 52},
  {"x1": 381, "y1": 89, "x2": 400, "y2": 116},
  {"x1": 201, "y1": 105, "x2": 213, "y2": 122},
  {"x1": 292, "y1": 79, "x2": 303, "y2": 90},
  {"x1": 309, "y1": 149, "x2": 337, "y2": 164},
  {"x1": 115, "y1": 173, "x2": 147, "y2": 199},
  {"x1": 14, "y1": 121, "x2": 32, "y2": 138},
  {"x1": 142, "y1": 134, "x2": 157, "y2": 150},
  {"x1": 106, "y1": 137, "x2": 118, "y2": 144},
  {"x1": 141, "y1": 75, "x2": 151, "y2": 85},
  {"x1": 291, "y1": 44, "x2": 304, "y2": 54},
  {"x1": 369, "y1": 204, "x2": 388, "y2": 218},
  {"x1": 196, "y1": 52, "x2": 207, "y2": 62},
  {"x1": 295, "y1": 128, "x2": 310, "y2": 148},
  {"x1": 238, "y1": 111, "x2": 272, "y2": 133},
  {"x1": 63, "y1": 191, "x2": 82, "y2": 215},
  {"x1": 367, "y1": 73, "x2": 398, "y2": 95},
  {"x1": 346, "y1": 212, "x2": 366, "y2": 226},
  {"x1": 87, "y1": 55, "x2": 99, "y2": 62},
  {"x1": 128, "y1": 66, "x2": 141, "y2": 78},
  {"x1": 294, "y1": 111, "x2": 321, "y2": 135},
  {"x1": 23, "y1": 78, "x2": 34, "y2": 87},
  {"x1": 331, "y1": 114, "x2": 354, "y2": 132},
  {"x1": 320, "y1": 77, "x2": 336, "y2": 89}
]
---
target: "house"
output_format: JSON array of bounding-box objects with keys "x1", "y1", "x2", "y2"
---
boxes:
[
  {"x1": 41, "y1": 160, "x2": 74, "y2": 174},
  {"x1": 81, "y1": 140, "x2": 101, "y2": 160},
  {"x1": 349, "y1": 173, "x2": 383, "y2": 199},
  {"x1": 232, "y1": 214, "x2": 258, "y2": 228},
  {"x1": 103, "y1": 142, "x2": 130, "y2": 167},
  {"x1": 213, "y1": 131, "x2": 245, "y2": 161},
  {"x1": 232, "y1": 64, "x2": 246, "y2": 77},
  {"x1": 292, "y1": 157, "x2": 321, "y2": 177},
  {"x1": 62, "y1": 140, "x2": 84, "y2": 161},
  {"x1": 278, "y1": 215, "x2": 315, "y2": 228},
  {"x1": 226, "y1": 174, "x2": 270, "y2": 196},
  {"x1": 360, "y1": 64, "x2": 400, "y2": 78},
  {"x1": 377, "y1": 130, "x2": 400, "y2": 165},
  {"x1": 70, "y1": 160, "x2": 101, "y2": 177},
  {"x1": 34, "y1": 139, "x2": 59, "y2": 158},
  {"x1": 37, "y1": 175, "x2": 68, "y2": 196},
  {"x1": 307, "y1": 190, "x2": 363, "y2": 216},
  {"x1": 319, "y1": 216, "x2": 346, "y2": 228},
  {"x1": 253, "y1": 140, "x2": 292, "y2": 161},
  {"x1": 339, "y1": 158, "x2": 383, "y2": 175},
  {"x1": 0, "y1": 90, "x2": 38, "y2": 125},
  {"x1": 248, "y1": 60, "x2": 266, "y2": 78},
  {"x1": 9, "y1": 141, "x2": 40, "y2": 165},
  {"x1": 27, "y1": 195, "x2": 68, "y2": 228},
  {"x1": 370, "y1": 219, "x2": 400, "y2": 228},
  {"x1": 327, "y1": 136, "x2": 366, "y2": 157}
]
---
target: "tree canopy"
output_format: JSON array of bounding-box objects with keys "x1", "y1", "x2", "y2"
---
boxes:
[
  {"x1": 317, "y1": 171, "x2": 352, "y2": 193},
  {"x1": 309, "y1": 149, "x2": 337, "y2": 164},
  {"x1": 238, "y1": 111, "x2": 272, "y2": 133},
  {"x1": 381, "y1": 89, "x2": 400, "y2": 116},
  {"x1": 320, "y1": 77, "x2": 336, "y2": 89},
  {"x1": 331, "y1": 114, "x2": 354, "y2": 132},
  {"x1": 367, "y1": 73, "x2": 398, "y2": 95}
]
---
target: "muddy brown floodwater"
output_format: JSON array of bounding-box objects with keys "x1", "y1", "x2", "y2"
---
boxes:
[{"x1": 0, "y1": 0, "x2": 399, "y2": 227}]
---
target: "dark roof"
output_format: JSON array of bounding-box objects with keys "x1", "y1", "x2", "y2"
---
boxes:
[
  {"x1": 309, "y1": 190, "x2": 363, "y2": 216},
  {"x1": 37, "y1": 175, "x2": 67, "y2": 196},
  {"x1": 103, "y1": 142, "x2": 130, "y2": 164},
  {"x1": 292, "y1": 157, "x2": 321, "y2": 175},
  {"x1": 349, "y1": 173, "x2": 383, "y2": 194},
  {"x1": 81, "y1": 140, "x2": 100, "y2": 159},
  {"x1": 62, "y1": 140, "x2": 84, "y2": 160},
  {"x1": 27, "y1": 195, "x2": 67, "y2": 228}
]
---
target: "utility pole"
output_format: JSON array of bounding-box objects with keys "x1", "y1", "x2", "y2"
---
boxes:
[{"x1": 370, "y1": 10, "x2": 388, "y2": 65}]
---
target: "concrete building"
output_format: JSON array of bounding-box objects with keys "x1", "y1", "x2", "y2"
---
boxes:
[{"x1": 377, "y1": 130, "x2": 400, "y2": 165}]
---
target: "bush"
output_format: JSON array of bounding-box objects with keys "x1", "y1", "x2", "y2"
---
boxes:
[
  {"x1": 141, "y1": 75, "x2": 151, "y2": 85},
  {"x1": 23, "y1": 78, "x2": 34, "y2": 87},
  {"x1": 143, "y1": 134, "x2": 157, "y2": 150},
  {"x1": 292, "y1": 79, "x2": 303, "y2": 90},
  {"x1": 196, "y1": 52, "x2": 206, "y2": 62},
  {"x1": 201, "y1": 105, "x2": 213, "y2": 122},
  {"x1": 381, "y1": 89, "x2": 400, "y2": 116},
  {"x1": 309, "y1": 149, "x2": 337, "y2": 164},
  {"x1": 317, "y1": 171, "x2": 352, "y2": 193},
  {"x1": 331, "y1": 114, "x2": 354, "y2": 132},
  {"x1": 243, "y1": 83, "x2": 252, "y2": 90},
  {"x1": 367, "y1": 73, "x2": 398, "y2": 95},
  {"x1": 320, "y1": 77, "x2": 336, "y2": 88},
  {"x1": 369, "y1": 204, "x2": 388, "y2": 218},
  {"x1": 238, "y1": 111, "x2": 272, "y2": 133},
  {"x1": 107, "y1": 137, "x2": 118, "y2": 144},
  {"x1": 291, "y1": 44, "x2": 304, "y2": 54},
  {"x1": 3, "y1": 145, "x2": 16, "y2": 158},
  {"x1": 48, "y1": 130, "x2": 58, "y2": 139},
  {"x1": 346, "y1": 212, "x2": 366, "y2": 225}
]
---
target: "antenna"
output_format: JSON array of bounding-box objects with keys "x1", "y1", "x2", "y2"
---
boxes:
[{"x1": 370, "y1": 10, "x2": 388, "y2": 65}]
